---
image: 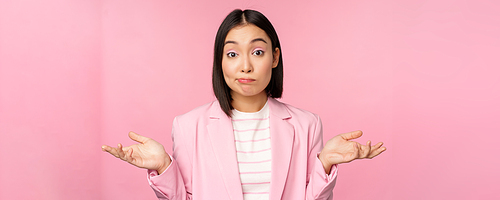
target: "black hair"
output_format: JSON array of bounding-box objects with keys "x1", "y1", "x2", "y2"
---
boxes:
[{"x1": 212, "y1": 9, "x2": 284, "y2": 117}]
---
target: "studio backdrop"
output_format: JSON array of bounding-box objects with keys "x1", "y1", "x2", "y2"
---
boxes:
[{"x1": 1, "y1": 0, "x2": 499, "y2": 199}]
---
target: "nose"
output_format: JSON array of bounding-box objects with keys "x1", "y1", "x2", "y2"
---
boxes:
[{"x1": 240, "y1": 55, "x2": 253, "y2": 73}]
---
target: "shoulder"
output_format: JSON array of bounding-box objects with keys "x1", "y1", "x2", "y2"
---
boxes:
[
  {"x1": 271, "y1": 99, "x2": 323, "y2": 139},
  {"x1": 174, "y1": 100, "x2": 227, "y2": 125},
  {"x1": 270, "y1": 98, "x2": 320, "y2": 124},
  {"x1": 175, "y1": 100, "x2": 220, "y2": 121}
]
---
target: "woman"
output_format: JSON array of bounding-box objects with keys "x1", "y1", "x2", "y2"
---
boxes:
[{"x1": 102, "y1": 9, "x2": 386, "y2": 200}]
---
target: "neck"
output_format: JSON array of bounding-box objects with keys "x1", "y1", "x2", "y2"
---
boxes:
[{"x1": 231, "y1": 91, "x2": 268, "y2": 113}]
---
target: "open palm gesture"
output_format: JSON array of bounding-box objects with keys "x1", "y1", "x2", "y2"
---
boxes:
[
  {"x1": 319, "y1": 130, "x2": 386, "y2": 173},
  {"x1": 102, "y1": 132, "x2": 171, "y2": 174}
]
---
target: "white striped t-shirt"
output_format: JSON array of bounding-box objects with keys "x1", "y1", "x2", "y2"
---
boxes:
[{"x1": 231, "y1": 101, "x2": 271, "y2": 200}]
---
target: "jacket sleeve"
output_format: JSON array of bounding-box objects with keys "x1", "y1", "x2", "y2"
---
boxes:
[
  {"x1": 305, "y1": 115, "x2": 338, "y2": 200},
  {"x1": 147, "y1": 117, "x2": 193, "y2": 200}
]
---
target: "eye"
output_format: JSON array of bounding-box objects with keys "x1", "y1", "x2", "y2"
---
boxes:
[
  {"x1": 252, "y1": 50, "x2": 264, "y2": 56},
  {"x1": 227, "y1": 52, "x2": 238, "y2": 58}
]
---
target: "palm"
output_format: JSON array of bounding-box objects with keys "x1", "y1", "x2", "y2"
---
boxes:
[
  {"x1": 122, "y1": 139, "x2": 167, "y2": 169},
  {"x1": 320, "y1": 130, "x2": 386, "y2": 166},
  {"x1": 325, "y1": 139, "x2": 360, "y2": 164},
  {"x1": 102, "y1": 132, "x2": 170, "y2": 172}
]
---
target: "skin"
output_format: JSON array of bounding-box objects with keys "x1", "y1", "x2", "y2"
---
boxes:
[
  {"x1": 222, "y1": 24, "x2": 280, "y2": 113},
  {"x1": 102, "y1": 24, "x2": 386, "y2": 175}
]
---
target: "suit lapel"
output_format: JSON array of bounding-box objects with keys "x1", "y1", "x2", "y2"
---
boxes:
[
  {"x1": 206, "y1": 98, "x2": 294, "y2": 200},
  {"x1": 206, "y1": 102, "x2": 244, "y2": 200},
  {"x1": 268, "y1": 98, "x2": 295, "y2": 200}
]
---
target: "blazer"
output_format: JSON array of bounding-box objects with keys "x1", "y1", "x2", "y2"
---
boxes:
[{"x1": 147, "y1": 97, "x2": 338, "y2": 200}]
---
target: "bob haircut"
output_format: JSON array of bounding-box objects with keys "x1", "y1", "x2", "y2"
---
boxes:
[{"x1": 212, "y1": 9, "x2": 284, "y2": 117}]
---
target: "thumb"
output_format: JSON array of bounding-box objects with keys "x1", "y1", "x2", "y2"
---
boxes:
[
  {"x1": 339, "y1": 130, "x2": 363, "y2": 141},
  {"x1": 129, "y1": 131, "x2": 149, "y2": 144}
]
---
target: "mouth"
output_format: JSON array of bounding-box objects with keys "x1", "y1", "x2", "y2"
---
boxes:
[{"x1": 237, "y1": 78, "x2": 256, "y2": 83}]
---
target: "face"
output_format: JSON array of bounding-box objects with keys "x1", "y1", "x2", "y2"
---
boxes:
[{"x1": 222, "y1": 24, "x2": 280, "y2": 100}]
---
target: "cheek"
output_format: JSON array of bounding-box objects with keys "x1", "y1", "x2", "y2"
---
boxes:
[
  {"x1": 262, "y1": 58, "x2": 274, "y2": 78},
  {"x1": 221, "y1": 62, "x2": 233, "y2": 86},
  {"x1": 221, "y1": 58, "x2": 229, "y2": 74},
  {"x1": 221, "y1": 63, "x2": 231, "y2": 79}
]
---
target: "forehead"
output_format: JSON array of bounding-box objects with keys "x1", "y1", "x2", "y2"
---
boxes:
[{"x1": 224, "y1": 24, "x2": 271, "y2": 43}]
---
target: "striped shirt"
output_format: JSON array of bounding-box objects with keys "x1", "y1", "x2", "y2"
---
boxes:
[{"x1": 231, "y1": 101, "x2": 271, "y2": 200}]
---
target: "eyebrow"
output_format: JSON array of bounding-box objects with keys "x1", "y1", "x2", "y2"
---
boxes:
[{"x1": 224, "y1": 38, "x2": 267, "y2": 46}]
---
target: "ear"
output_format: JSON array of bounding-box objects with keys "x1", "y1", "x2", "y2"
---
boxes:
[{"x1": 272, "y1": 47, "x2": 280, "y2": 68}]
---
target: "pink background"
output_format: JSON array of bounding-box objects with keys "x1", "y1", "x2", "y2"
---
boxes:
[{"x1": 1, "y1": 0, "x2": 499, "y2": 199}]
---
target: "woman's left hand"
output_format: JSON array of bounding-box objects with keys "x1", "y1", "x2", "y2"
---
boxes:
[{"x1": 318, "y1": 130, "x2": 386, "y2": 173}]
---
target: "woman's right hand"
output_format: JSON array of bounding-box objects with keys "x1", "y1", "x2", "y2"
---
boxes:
[{"x1": 102, "y1": 131, "x2": 171, "y2": 174}]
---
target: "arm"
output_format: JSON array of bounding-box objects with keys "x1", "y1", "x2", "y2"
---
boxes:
[
  {"x1": 311, "y1": 125, "x2": 386, "y2": 200},
  {"x1": 147, "y1": 117, "x2": 193, "y2": 200},
  {"x1": 101, "y1": 131, "x2": 172, "y2": 173},
  {"x1": 147, "y1": 156, "x2": 190, "y2": 200},
  {"x1": 101, "y1": 117, "x2": 192, "y2": 200},
  {"x1": 305, "y1": 115, "x2": 338, "y2": 200}
]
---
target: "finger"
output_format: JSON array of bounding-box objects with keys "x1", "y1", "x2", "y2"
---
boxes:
[
  {"x1": 101, "y1": 145, "x2": 110, "y2": 152},
  {"x1": 116, "y1": 143, "x2": 126, "y2": 159},
  {"x1": 122, "y1": 146, "x2": 131, "y2": 154},
  {"x1": 369, "y1": 142, "x2": 384, "y2": 153},
  {"x1": 354, "y1": 142, "x2": 362, "y2": 157},
  {"x1": 339, "y1": 130, "x2": 363, "y2": 141},
  {"x1": 104, "y1": 146, "x2": 121, "y2": 158},
  {"x1": 368, "y1": 146, "x2": 387, "y2": 158},
  {"x1": 129, "y1": 131, "x2": 149, "y2": 144},
  {"x1": 372, "y1": 142, "x2": 383, "y2": 149},
  {"x1": 127, "y1": 148, "x2": 135, "y2": 164},
  {"x1": 364, "y1": 141, "x2": 372, "y2": 158},
  {"x1": 122, "y1": 148, "x2": 133, "y2": 162},
  {"x1": 118, "y1": 145, "x2": 134, "y2": 163},
  {"x1": 102, "y1": 145, "x2": 119, "y2": 155},
  {"x1": 128, "y1": 148, "x2": 134, "y2": 158},
  {"x1": 357, "y1": 142, "x2": 370, "y2": 158}
]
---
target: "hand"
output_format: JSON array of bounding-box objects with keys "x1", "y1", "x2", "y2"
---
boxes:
[
  {"x1": 318, "y1": 130, "x2": 386, "y2": 173},
  {"x1": 102, "y1": 132, "x2": 171, "y2": 174}
]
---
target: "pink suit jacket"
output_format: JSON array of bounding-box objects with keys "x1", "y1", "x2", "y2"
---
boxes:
[{"x1": 147, "y1": 97, "x2": 338, "y2": 200}]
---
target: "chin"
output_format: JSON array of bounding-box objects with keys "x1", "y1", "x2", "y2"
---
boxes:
[{"x1": 232, "y1": 90, "x2": 267, "y2": 99}]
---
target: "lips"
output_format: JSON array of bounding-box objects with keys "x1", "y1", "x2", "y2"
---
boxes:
[{"x1": 237, "y1": 78, "x2": 255, "y2": 83}]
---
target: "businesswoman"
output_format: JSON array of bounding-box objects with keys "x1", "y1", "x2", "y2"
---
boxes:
[{"x1": 102, "y1": 9, "x2": 386, "y2": 200}]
